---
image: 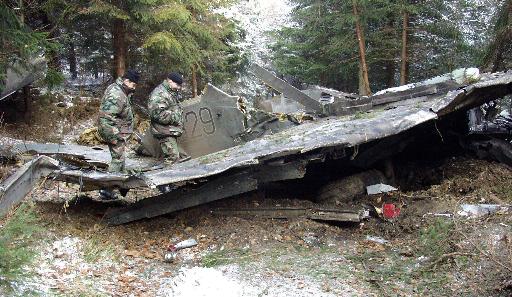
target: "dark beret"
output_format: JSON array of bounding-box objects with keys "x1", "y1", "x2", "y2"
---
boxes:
[
  {"x1": 167, "y1": 72, "x2": 183, "y2": 85},
  {"x1": 122, "y1": 69, "x2": 141, "y2": 84}
]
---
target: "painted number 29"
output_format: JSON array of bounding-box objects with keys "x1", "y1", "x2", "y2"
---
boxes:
[{"x1": 184, "y1": 107, "x2": 216, "y2": 138}]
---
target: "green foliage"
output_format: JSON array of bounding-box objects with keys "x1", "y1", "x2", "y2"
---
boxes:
[
  {"x1": 272, "y1": 0, "x2": 486, "y2": 92},
  {"x1": 74, "y1": 0, "x2": 245, "y2": 88},
  {"x1": 144, "y1": 32, "x2": 184, "y2": 56},
  {"x1": 0, "y1": 203, "x2": 42, "y2": 282},
  {"x1": 202, "y1": 248, "x2": 252, "y2": 267},
  {"x1": 82, "y1": 0, "x2": 130, "y2": 20},
  {"x1": 43, "y1": 68, "x2": 65, "y2": 91},
  {"x1": 418, "y1": 218, "x2": 454, "y2": 259},
  {"x1": 0, "y1": 3, "x2": 57, "y2": 93},
  {"x1": 1, "y1": 0, "x2": 244, "y2": 95},
  {"x1": 483, "y1": 0, "x2": 512, "y2": 71},
  {"x1": 152, "y1": 5, "x2": 191, "y2": 24}
]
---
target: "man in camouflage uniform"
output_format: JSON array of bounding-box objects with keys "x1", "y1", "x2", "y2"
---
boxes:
[
  {"x1": 148, "y1": 72, "x2": 184, "y2": 164},
  {"x1": 98, "y1": 69, "x2": 140, "y2": 173}
]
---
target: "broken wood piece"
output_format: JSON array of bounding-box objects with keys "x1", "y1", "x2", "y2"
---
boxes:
[{"x1": 211, "y1": 206, "x2": 366, "y2": 223}]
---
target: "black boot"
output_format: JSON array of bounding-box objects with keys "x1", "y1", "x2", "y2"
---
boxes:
[{"x1": 99, "y1": 188, "x2": 118, "y2": 201}]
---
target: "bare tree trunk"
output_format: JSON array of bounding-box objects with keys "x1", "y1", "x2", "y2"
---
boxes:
[
  {"x1": 400, "y1": 10, "x2": 409, "y2": 86},
  {"x1": 191, "y1": 64, "x2": 198, "y2": 97},
  {"x1": 112, "y1": 19, "x2": 126, "y2": 77},
  {"x1": 352, "y1": 0, "x2": 371, "y2": 96},
  {"x1": 18, "y1": 0, "x2": 24, "y2": 22},
  {"x1": 358, "y1": 63, "x2": 365, "y2": 95}
]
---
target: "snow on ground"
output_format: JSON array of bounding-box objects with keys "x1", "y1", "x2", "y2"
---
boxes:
[
  {"x1": 157, "y1": 266, "x2": 260, "y2": 297},
  {"x1": 22, "y1": 235, "x2": 353, "y2": 296}
]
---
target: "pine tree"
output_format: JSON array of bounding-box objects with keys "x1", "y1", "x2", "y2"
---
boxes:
[
  {"x1": 271, "y1": 0, "x2": 407, "y2": 93},
  {"x1": 78, "y1": 0, "x2": 244, "y2": 89},
  {"x1": 483, "y1": 0, "x2": 512, "y2": 71},
  {"x1": 0, "y1": 1, "x2": 59, "y2": 92},
  {"x1": 272, "y1": 0, "x2": 483, "y2": 93}
]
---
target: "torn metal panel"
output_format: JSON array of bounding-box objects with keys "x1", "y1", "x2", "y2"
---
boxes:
[
  {"x1": 1, "y1": 57, "x2": 46, "y2": 101},
  {"x1": 0, "y1": 156, "x2": 59, "y2": 217},
  {"x1": 371, "y1": 81, "x2": 461, "y2": 107},
  {"x1": 432, "y1": 72, "x2": 512, "y2": 116},
  {"x1": 250, "y1": 64, "x2": 464, "y2": 117},
  {"x1": 2, "y1": 71, "x2": 512, "y2": 212},
  {"x1": 251, "y1": 63, "x2": 369, "y2": 116},
  {"x1": 104, "y1": 160, "x2": 307, "y2": 224},
  {"x1": 250, "y1": 64, "x2": 323, "y2": 112},
  {"x1": 104, "y1": 172, "x2": 259, "y2": 225},
  {"x1": 140, "y1": 102, "x2": 438, "y2": 187},
  {"x1": 302, "y1": 85, "x2": 359, "y2": 102},
  {"x1": 10, "y1": 140, "x2": 157, "y2": 171},
  {"x1": 53, "y1": 169, "x2": 147, "y2": 190},
  {"x1": 177, "y1": 84, "x2": 246, "y2": 158}
]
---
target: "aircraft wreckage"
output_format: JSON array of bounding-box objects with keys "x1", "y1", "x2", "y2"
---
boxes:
[{"x1": 1, "y1": 65, "x2": 511, "y2": 225}]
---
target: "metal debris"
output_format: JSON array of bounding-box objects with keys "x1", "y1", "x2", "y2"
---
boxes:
[
  {"x1": 366, "y1": 184, "x2": 398, "y2": 195},
  {"x1": 164, "y1": 238, "x2": 198, "y2": 263},
  {"x1": 0, "y1": 156, "x2": 59, "y2": 217},
  {"x1": 366, "y1": 235, "x2": 389, "y2": 245},
  {"x1": 1, "y1": 57, "x2": 46, "y2": 101},
  {"x1": 457, "y1": 204, "x2": 511, "y2": 218}
]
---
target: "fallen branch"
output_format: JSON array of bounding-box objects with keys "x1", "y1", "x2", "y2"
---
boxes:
[
  {"x1": 452, "y1": 203, "x2": 512, "y2": 273},
  {"x1": 429, "y1": 252, "x2": 476, "y2": 270},
  {"x1": 456, "y1": 228, "x2": 512, "y2": 273}
]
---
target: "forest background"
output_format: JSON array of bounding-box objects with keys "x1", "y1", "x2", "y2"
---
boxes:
[{"x1": 1, "y1": 0, "x2": 511, "y2": 97}]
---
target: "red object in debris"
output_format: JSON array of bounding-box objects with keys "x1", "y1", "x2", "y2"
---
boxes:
[{"x1": 383, "y1": 203, "x2": 401, "y2": 219}]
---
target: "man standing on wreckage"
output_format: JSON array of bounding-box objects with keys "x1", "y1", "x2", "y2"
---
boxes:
[
  {"x1": 97, "y1": 69, "x2": 140, "y2": 200},
  {"x1": 145, "y1": 72, "x2": 188, "y2": 165}
]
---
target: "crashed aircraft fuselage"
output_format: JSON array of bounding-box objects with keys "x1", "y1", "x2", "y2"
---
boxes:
[{"x1": 1, "y1": 66, "x2": 512, "y2": 225}]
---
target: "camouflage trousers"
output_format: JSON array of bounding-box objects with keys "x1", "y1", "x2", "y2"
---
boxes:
[
  {"x1": 159, "y1": 136, "x2": 179, "y2": 163},
  {"x1": 107, "y1": 139, "x2": 127, "y2": 173}
]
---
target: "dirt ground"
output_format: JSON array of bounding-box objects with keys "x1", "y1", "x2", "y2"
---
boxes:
[{"x1": 1, "y1": 90, "x2": 512, "y2": 296}]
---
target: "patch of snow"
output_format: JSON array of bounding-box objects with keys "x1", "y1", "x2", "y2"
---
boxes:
[
  {"x1": 403, "y1": 110, "x2": 435, "y2": 125},
  {"x1": 374, "y1": 68, "x2": 481, "y2": 96},
  {"x1": 452, "y1": 68, "x2": 480, "y2": 84},
  {"x1": 157, "y1": 266, "x2": 260, "y2": 297},
  {"x1": 374, "y1": 84, "x2": 415, "y2": 96}
]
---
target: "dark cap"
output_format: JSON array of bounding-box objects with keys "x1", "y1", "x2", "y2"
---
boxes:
[
  {"x1": 122, "y1": 69, "x2": 141, "y2": 84},
  {"x1": 167, "y1": 72, "x2": 183, "y2": 85}
]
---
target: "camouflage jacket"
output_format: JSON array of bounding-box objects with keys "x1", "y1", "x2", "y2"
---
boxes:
[
  {"x1": 148, "y1": 80, "x2": 184, "y2": 137},
  {"x1": 97, "y1": 77, "x2": 134, "y2": 143}
]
